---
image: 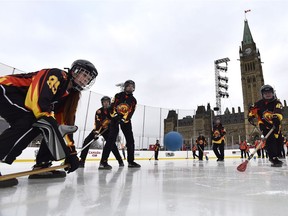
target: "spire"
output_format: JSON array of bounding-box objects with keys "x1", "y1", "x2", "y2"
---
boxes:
[
  {"x1": 207, "y1": 103, "x2": 211, "y2": 111},
  {"x1": 242, "y1": 19, "x2": 254, "y2": 45}
]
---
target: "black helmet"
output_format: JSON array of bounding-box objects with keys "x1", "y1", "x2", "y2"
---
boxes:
[
  {"x1": 124, "y1": 80, "x2": 135, "y2": 93},
  {"x1": 260, "y1": 84, "x2": 275, "y2": 101},
  {"x1": 70, "y1": 59, "x2": 98, "y2": 91},
  {"x1": 101, "y1": 96, "x2": 111, "y2": 105}
]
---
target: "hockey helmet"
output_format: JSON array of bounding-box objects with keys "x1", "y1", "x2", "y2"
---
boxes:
[
  {"x1": 70, "y1": 59, "x2": 98, "y2": 91},
  {"x1": 101, "y1": 96, "x2": 111, "y2": 106},
  {"x1": 260, "y1": 84, "x2": 275, "y2": 101},
  {"x1": 124, "y1": 80, "x2": 135, "y2": 93}
]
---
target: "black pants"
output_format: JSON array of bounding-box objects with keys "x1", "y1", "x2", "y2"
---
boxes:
[
  {"x1": 80, "y1": 129, "x2": 122, "y2": 162},
  {"x1": 154, "y1": 151, "x2": 159, "y2": 160},
  {"x1": 256, "y1": 148, "x2": 265, "y2": 158},
  {"x1": 101, "y1": 119, "x2": 135, "y2": 163},
  {"x1": 213, "y1": 141, "x2": 224, "y2": 160},
  {"x1": 262, "y1": 126, "x2": 282, "y2": 159},
  {"x1": 0, "y1": 85, "x2": 40, "y2": 164},
  {"x1": 122, "y1": 148, "x2": 126, "y2": 159},
  {"x1": 192, "y1": 151, "x2": 198, "y2": 159},
  {"x1": 197, "y1": 144, "x2": 204, "y2": 160},
  {"x1": 266, "y1": 134, "x2": 282, "y2": 159},
  {"x1": 35, "y1": 139, "x2": 56, "y2": 164},
  {"x1": 240, "y1": 149, "x2": 247, "y2": 158},
  {"x1": 257, "y1": 149, "x2": 261, "y2": 158},
  {"x1": 280, "y1": 144, "x2": 286, "y2": 158}
]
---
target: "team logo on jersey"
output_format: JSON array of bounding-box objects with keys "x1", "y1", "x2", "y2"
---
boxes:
[
  {"x1": 263, "y1": 111, "x2": 273, "y2": 124},
  {"x1": 213, "y1": 130, "x2": 220, "y2": 137},
  {"x1": 117, "y1": 103, "x2": 130, "y2": 115}
]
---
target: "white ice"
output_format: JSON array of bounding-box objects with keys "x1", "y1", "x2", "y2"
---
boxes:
[{"x1": 1, "y1": 158, "x2": 288, "y2": 216}]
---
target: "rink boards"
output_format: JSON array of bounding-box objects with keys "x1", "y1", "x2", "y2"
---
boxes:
[{"x1": 14, "y1": 147, "x2": 248, "y2": 162}]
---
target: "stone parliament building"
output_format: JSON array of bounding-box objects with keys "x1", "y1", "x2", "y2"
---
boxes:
[{"x1": 164, "y1": 19, "x2": 288, "y2": 149}]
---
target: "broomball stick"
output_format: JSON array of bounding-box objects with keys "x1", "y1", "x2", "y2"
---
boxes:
[
  {"x1": 0, "y1": 129, "x2": 108, "y2": 182},
  {"x1": 77, "y1": 128, "x2": 108, "y2": 155},
  {"x1": 0, "y1": 164, "x2": 69, "y2": 181},
  {"x1": 198, "y1": 145, "x2": 209, "y2": 161},
  {"x1": 237, "y1": 126, "x2": 274, "y2": 172}
]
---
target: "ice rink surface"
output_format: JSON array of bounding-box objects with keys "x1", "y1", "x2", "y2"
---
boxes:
[{"x1": 1, "y1": 158, "x2": 288, "y2": 216}]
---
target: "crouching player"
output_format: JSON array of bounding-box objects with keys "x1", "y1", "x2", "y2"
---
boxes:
[{"x1": 0, "y1": 59, "x2": 98, "y2": 187}]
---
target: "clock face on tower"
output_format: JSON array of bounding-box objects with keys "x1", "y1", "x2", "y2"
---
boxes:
[{"x1": 245, "y1": 47, "x2": 252, "y2": 55}]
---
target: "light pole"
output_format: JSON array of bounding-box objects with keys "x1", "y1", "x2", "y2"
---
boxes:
[
  {"x1": 214, "y1": 57, "x2": 230, "y2": 115},
  {"x1": 210, "y1": 106, "x2": 219, "y2": 150}
]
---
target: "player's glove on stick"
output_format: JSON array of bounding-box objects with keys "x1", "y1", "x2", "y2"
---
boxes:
[
  {"x1": 272, "y1": 116, "x2": 280, "y2": 133},
  {"x1": 248, "y1": 117, "x2": 256, "y2": 126}
]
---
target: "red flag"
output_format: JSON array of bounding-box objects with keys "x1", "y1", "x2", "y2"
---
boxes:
[{"x1": 245, "y1": 9, "x2": 251, "y2": 13}]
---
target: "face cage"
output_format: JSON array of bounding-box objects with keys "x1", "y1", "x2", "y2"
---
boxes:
[
  {"x1": 262, "y1": 91, "x2": 274, "y2": 100},
  {"x1": 124, "y1": 84, "x2": 135, "y2": 93},
  {"x1": 71, "y1": 66, "x2": 96, "y2": 91},
  {"x1": 102, "y1": 99, "x2": 111, "y2": 108}
]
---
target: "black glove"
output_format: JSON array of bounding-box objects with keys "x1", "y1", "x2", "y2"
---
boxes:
[
  {"x1": 64, "y1": 146, "x2": 79, "y2": 173},
  {"x1": 112, "y1": 113, "x2": 124, "y2": 122},
  {"x1": 92, "y1": 129, "x2": 100, "y2": 139},
  {"x1": 272, "y1": 116, "x2": 280, "y2": 133},
  {"x1": 248, "y1": 117, "x2": 256, "y2": 126}
]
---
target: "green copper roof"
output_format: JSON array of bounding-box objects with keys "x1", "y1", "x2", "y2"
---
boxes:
[{"x1": 243, "y1": 20, "x2": 254, "y2": 45}]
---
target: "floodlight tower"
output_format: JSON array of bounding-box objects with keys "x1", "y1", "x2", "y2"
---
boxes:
[{"x1": 214, "y1": 57, "x2": 230, "y2": 115}]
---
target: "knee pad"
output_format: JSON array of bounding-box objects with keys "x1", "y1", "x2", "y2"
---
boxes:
[{"x1": 32, "y1": 116, "x2": 69, "y2": 160}]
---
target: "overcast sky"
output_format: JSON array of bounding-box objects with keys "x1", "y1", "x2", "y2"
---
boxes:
[{"x1": 1, "y1": 0, "x2": 288, "y2": 114}]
